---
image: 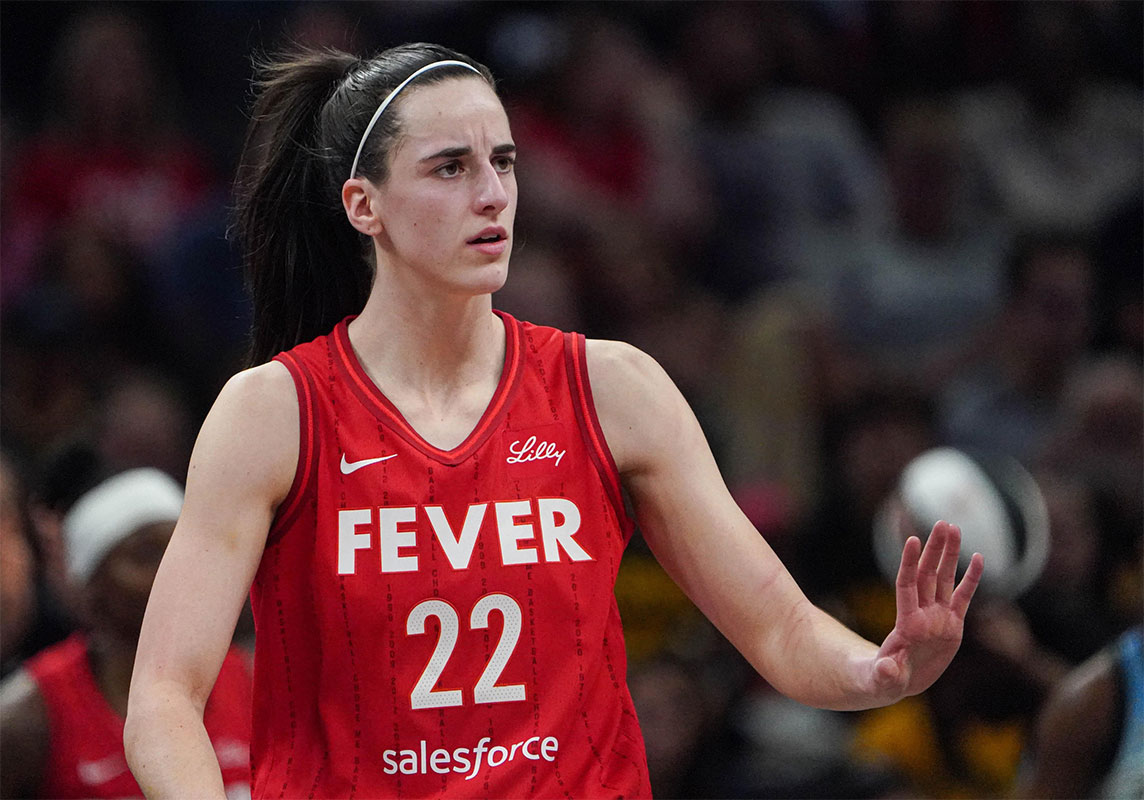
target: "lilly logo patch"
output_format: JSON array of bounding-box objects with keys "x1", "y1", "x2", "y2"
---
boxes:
[{"x1": 503, "y1": 424, "x2": 569, "y2": 474}]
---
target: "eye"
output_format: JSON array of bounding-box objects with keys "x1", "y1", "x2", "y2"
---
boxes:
[
  {"x1": 492, "y1": 155, "x2": 516, "y2": 174},
  {"x1": 435, "y1": 161, "x2": 463, "y2": 178}
]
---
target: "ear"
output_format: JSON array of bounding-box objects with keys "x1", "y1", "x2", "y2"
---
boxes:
[{"x1": 342, "y1": 178, "x2": 384, "y2": 237}]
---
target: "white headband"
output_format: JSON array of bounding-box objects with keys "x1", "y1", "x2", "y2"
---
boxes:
[
  {"x1": 348, "y1": 59, "x2": 482, "y2": 181},
  {"x1": 63, "y1": 468, "x2": 184, "y2": 584}
]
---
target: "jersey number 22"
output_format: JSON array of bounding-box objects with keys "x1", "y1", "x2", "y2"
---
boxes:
[{"x1": 407, "y1": 594, "x2": 526, "y2": 710}]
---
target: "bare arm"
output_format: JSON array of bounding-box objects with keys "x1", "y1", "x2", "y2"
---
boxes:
[
  {"x1": 124, "y1": 362, "x2": 298, "y2": 797},
  {"x1": 588, "y1": 340, "x2": 983, "y2": 711},
  {"x1": 1013, "y1": 649, "x2": 1118, "y2": 798},
  {"x1": 0, "y1": 668, "x2": 49, "y2": 798}
]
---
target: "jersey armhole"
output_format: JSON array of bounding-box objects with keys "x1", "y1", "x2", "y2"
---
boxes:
[
  {"x1": 267, "y1": 352, "x2": 319, "y2": 548},
  {"x1": 564, "y1": 332, "x2": 635, "y2": 538}
]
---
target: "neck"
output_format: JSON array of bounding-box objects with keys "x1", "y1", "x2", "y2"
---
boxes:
[{"x1": 349, "y1": 278, "x2": 504, "y2": 396}]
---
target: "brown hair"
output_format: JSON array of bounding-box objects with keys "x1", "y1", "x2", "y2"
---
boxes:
[{"x1": 232, "y1": 44, "x2": 495, "y2": 365}]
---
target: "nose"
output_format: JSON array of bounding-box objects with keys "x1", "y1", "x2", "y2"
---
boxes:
[{"x1": 473, "y1": 162, "x2": 510, "y2": 215}]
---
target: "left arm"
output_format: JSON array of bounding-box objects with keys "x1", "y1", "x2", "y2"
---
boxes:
[{"x1": 588, "y1": 339, "x2": 983, "y2": 710}]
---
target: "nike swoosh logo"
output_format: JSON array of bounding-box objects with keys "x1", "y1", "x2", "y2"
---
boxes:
[{"x1": 340, "y1": 453, "x2": 397, "y2": 474}]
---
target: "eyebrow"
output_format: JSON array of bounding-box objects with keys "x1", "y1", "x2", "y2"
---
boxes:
[{"x1": 420, "y1": 143, "x2": 516, "y2": 162}]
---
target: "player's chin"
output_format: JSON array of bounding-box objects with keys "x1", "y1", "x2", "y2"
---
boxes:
[{"x1": 465, "y1": 259, "x2": 510, "y2": 295}]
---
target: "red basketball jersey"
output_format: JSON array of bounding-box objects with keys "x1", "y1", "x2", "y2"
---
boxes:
[
  {"x1": 252, "y1": 312, "x2": 651, "y2": 799},
  {"x1": 26, "y1": 633, "x2": 252, "y2": 799}
]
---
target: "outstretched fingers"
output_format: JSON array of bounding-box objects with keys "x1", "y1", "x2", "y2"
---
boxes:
[
  {"x1": 934, "y1": 523, "x2": 962, "y2": 604},
  {"x1": 895, "y1": 535, "x2": 923, "y2": 616},
  {"x1": 915, "y1": 521, "x2": 948, "y2": 604},
  {"x1": 950, "y1": 552, "x2": 985, "y2": 619}
]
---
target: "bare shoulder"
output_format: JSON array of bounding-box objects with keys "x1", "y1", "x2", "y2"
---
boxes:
[
  {"x1": 198, "y1": 360, "x2": 297, "y2": 459},
  {"x1": 214, "y1": 359, "x2": 296, "y2": 414},
  {"x1": 187, "y1": 360, "x2": 299, "y2": 510},
  {"x1": 585, "y1": 338, "x2": 668, "y2": 398},
  {"x1": 0, "y1": 667, "x2": 48, "y2": 796},
  {"x1": 1039, "y1": 647, "x2": 1117, "y2": 732},
  {"x1": 0, "y1": 665, "x2": 43, "y2": 717},
  {"x1": 1018, "y1": 647, "x2": 1118, "y2": 797},
  {"x1": 583, "y1": 338, "x2": 693, "y2": 475}
]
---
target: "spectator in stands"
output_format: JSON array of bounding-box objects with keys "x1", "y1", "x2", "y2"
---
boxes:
[
  {"x1": 0, "y1": 453, "x2": 37, "y2": 678},
  {"x1": 956, "y1": 2, "x2": 1142, "y2": 234},
  {"x1": 938, "y1": 230, "x2": 1096, "y2": 465},
  {"x1": 2, "y1": 6, "x2": 213, "y2": 303},
  {"x1": 826, "y1": 96, "x2": 1009, "y2": 395}
]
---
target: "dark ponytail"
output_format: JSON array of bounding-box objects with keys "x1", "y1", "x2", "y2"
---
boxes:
[{"x1": 233, "y1": 44, "x2": 495, "y2": 366}]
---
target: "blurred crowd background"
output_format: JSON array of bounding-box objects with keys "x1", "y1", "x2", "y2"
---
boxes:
[{"x1": 1, "y1": 1, "x2": 1141, "y2": 798}]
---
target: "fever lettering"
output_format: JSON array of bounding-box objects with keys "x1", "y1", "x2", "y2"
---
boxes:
[
  {"x1": 424, "y1": 504, "x2": 486, "y2": 570},
  {"x1": 537, "y1": 498, "x2": 590, "y2": 562},
  {"x1": 496, "y1": 500, "x2": 538, "y2": 566},
  {"x1": 336, "y1": 499, "x2": 592, "y2": 575},
  {"x1": 379, "y1": 506, "x2": 418, "y2": 572},
  {"x1": 337, "y1": 508, "x2": 371, "y2": 575}
]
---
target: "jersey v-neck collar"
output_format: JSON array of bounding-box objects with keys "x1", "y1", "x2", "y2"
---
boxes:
[{"x1": 331, "y1": 310, "x2": 523, "y2": 466}]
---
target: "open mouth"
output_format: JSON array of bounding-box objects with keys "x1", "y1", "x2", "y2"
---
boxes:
[{"x1": 468, "y1": 228, "x2": 507, "y2": 245}]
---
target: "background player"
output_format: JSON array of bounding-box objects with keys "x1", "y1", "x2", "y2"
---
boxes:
[{"x1": 0, "y1": 468, "x2": 252, "y2": 799}]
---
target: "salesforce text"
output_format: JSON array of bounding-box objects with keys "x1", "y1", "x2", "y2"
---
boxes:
[{"x1": 381, "y1": 735, "x2": 559, "y2": 781}]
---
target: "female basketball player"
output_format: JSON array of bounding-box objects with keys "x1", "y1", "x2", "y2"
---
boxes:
[{"x1": 124, "y1": 43, "x2": 984, "y2": 798}]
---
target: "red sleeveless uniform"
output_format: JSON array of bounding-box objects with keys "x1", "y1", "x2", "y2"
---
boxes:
[
  {"x1": 252, "y1": 312, "x2": 650, "y2": 798},
  {"x1": 25, "y1": 632, "x2": 252, "y2": 799}
]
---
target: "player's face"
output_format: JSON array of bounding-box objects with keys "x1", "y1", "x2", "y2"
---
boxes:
[
  {"x1": 373, "y1": 77, "x2": 517, "y2": 296},
  {"x1": 86, "y1": 520, "x2": 174, "y2": 641}
]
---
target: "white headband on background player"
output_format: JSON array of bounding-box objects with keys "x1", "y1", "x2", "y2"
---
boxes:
[
  {"x1": 348, "y1": 60, "x2": 483, "y2": 181},
  {"x1": 63, "y1": 467, "x2": 184, "y2": 584}
]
